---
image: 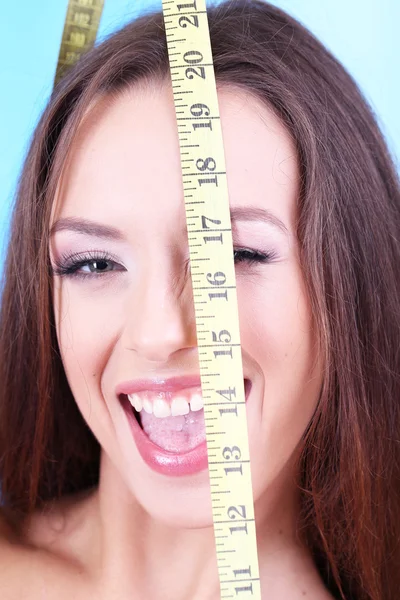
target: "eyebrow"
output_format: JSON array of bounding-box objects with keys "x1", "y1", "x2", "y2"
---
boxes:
[
  {"x1": 229, "y1": 206, "x2": 289, "y2": 235},
  {"x1": 49, "y1": 207, "x2": 289, "y2": 239},
  {"x1": 49, "y1": 217, "x2": 125, "y2": 240}
]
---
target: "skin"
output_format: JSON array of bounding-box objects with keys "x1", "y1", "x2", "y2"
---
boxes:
[{"x1": 1, "y1": 82, "x2": 332, "y2": 599}]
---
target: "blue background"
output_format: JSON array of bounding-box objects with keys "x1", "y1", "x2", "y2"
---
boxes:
[{"x1": 0, "y1": 0, "x2": 399, "y2": 274}]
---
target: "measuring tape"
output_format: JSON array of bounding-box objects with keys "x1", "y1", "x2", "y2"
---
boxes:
[
  {"x1": 162, "y1": 2, "x2": 261, "y2": 596},
  {"x1": 54, "y1": 0, "x2": 104, "y2": 86},
  {"x1": 55, "y1": 1, "x2": 261, "y2": 597}
]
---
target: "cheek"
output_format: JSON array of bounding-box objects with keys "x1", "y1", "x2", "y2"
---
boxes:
[
  {"x1": 238, "y1": 263, "x2": 314, "y2": 365},
  {"x1": 238, "y1": 264, "x2": 321, "y2": 471},
  {"x1": 53, "y1": 282, "x2": 120, "y2": 430},
  {"x1": 55, "y1": 281, "x2": 120, "y2": 356}
]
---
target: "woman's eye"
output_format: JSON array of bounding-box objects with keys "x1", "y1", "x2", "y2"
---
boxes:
[
  {"x1": 52, "y1": 248, "x2": 275, "y2": 280},
  {"x1": 233, "y1": 248, "x2": 276, "y2": 265},
  {"x1": 81, "y1": 259, "x2": 116, "y2": 274},
  {"x1": 51, "y1": 254, "x2": 125, "y2": 279}
]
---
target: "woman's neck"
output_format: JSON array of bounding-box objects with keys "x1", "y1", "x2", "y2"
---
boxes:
[{"x1": 86, "y1": 451, "x2": 320, "y2": 599}]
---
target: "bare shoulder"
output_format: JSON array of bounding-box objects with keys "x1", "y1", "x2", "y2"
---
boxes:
[{"x1": 0, "y1": 489, "x2": 98, "y2": 600}]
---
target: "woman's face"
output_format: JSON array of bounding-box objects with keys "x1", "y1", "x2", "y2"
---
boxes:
[{"x1": 49, "y1": 83, "x2": 323, "y2": 527}]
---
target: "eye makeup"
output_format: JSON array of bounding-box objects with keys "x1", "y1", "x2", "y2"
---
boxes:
[{"x1": 50, "y1": 247, "x2": 279, "y2": 281}]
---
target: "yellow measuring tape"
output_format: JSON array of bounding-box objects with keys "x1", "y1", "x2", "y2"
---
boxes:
[
  {"x1": 161, "y1": 1, "x2": 261, "y2": 597},
  {"x1": 55, "y1": 1, "x2": 261, "y2": 596},
  {"x1": 54, "y1": 0, "x2": 104, "y2": 86}
]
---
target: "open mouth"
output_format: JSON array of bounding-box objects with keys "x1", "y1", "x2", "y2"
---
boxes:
[
  {"x1": 119, "y1": 378, "x2": 252, "y2": 454},
  {"x1": 134, "y1": 402, "x2": 204, "y2": 452}
]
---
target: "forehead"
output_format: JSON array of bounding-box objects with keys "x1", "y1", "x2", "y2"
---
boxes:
[{"x1": 51, "y1": 82, "x2": 299, "y2": 235}]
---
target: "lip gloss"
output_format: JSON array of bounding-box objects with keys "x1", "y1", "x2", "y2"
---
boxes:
[
  {"x1": 121, "y1": 395, "x2": 209, "y2": 476},
  {"x1": 120, "y1": 378, "x2": 252, "y2": 477}
]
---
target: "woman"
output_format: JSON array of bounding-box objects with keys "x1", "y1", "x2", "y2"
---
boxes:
[{"x1": 0, "y1": 1, "x2": 399, "y2": 598}]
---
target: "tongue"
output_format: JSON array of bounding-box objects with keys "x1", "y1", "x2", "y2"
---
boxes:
[{"x1": 139, "y1": 409, "x2": 206, "y2": 452}]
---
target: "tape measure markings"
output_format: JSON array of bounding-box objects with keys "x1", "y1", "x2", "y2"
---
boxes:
[
  {"x1": 54, "y1": 1, "x2": 262, "y2": 597},
  {"x1": 54, "y1": 0, "x2": 104, "y2": 85},
  {"x1": 162, "y1": 1, "x2": 261, "y2": 598}
]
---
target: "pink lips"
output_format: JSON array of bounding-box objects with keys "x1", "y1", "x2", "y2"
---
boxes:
[
  {"x1": 118, "y1": 377, "x2": 252, "y2": 477},
  {"x1": 121, "y1": 395, "x2": 209, "y2": 476}
]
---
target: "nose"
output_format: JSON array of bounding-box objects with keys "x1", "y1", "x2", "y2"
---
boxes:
[{"x1": 122, "y1": 256, "x2": 198, "y2": 363}]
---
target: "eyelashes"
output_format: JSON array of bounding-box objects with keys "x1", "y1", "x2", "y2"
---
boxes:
[
  {"x1": 233, "y1": 248, "x2": 277, "y2": 265},
  {"x1": 51, "y1": 250, "x2": 124, "y2": 280},
  {"x1": 51, "y1": 247, "x2": 278, "y2": 281}
]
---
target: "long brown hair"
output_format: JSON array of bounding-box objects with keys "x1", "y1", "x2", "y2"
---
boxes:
[{"x1": 1, "y1": 1, "x2": 399, "y2": 597}]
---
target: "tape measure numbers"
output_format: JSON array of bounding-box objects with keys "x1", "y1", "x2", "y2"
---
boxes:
[
  {"x1": 162, "y1": 1, "x2": 261, "y2": 597},
  {"x1": 55, "y1": 0, "x2": 262, "y2": 597},
  {"x1": 54, "y1": 0, "x2": 104, "y2": 86}
]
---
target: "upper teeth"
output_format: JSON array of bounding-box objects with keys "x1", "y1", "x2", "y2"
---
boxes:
[{"x1": 128, "y1": 392, "x2": 204, "y2": 418}]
